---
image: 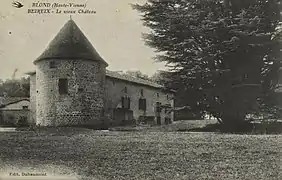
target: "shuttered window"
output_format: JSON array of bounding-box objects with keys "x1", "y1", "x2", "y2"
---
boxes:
[
  {"x1": 121, "y1": 96, "x2": 131, "y2": 109},
  {"x1": 139, "y1": 98, "x2": 146, "y2": 111}
]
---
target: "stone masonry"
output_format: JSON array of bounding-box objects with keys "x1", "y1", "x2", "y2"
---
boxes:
[
  {"x1": 105, "y1": 77, "x2": 174, "y2": 125},
  {"x1": 35, "y1": 59, "x2": 106, "y2": 126},
  {"x1": 29, "y1": 19, "x2": 175, "y2": 127},
  {"x1": 29, "y1": 73, "x2": 36, "y2": 124},
  {"x1": 32, "y1": 19, "x2": 108, "y2": 126}
]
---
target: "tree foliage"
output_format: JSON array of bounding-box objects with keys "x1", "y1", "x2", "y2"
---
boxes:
[
  {"x1": 0, "y1": 77, "x2": 30, "y2": 97},
  {"x1": 124, "y1": 70, "x2": 151, "y2": 80},
  {"x1": 133, "y1": 0, "x2": 281, "y2": 131}
]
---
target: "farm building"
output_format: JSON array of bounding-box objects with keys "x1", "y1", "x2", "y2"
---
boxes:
[
  {"x1": 0, "y1": 97, "x2": 30, "y2": 126},
  {"x1": 26, "y1": 19, "x2": 175, "y2": 127}
]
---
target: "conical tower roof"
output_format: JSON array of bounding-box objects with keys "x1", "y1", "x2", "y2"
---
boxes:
[{"x1": 34, "y1": 19, "x2": 108, "y2": 66}]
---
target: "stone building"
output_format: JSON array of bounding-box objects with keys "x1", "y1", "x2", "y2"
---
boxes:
[{"x1": 27, "y1": 19, "x2": 175, "y2": 127}]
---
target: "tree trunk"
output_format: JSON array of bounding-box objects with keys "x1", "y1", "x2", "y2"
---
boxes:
[
  {"x1": 220, "y1": 98, "x2": 248, "y2": 132},
  {"x1": 221, "y1": 114, "x2": 246, "y2": 132}
]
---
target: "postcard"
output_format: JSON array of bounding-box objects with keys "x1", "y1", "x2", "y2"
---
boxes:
[{"x1": 0, "y1": 0, "x2": 281, "y2": 179}]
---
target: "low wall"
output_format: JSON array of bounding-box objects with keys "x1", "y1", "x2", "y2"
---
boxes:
[{"x1": 0, "y1": 109, "x2": 30, "y2": 126}]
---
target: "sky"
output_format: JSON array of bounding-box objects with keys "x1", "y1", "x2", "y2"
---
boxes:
[{"x1": 0, "y1": 0, "x2": 166, "y2": 80}]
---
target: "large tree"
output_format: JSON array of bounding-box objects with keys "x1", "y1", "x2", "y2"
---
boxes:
[
  {"x1": 151, "y1": 70, "x2": 204, "y2": 119},
  {"x1": 133, "y1": 0, "x2": 281, "y2": 131}
]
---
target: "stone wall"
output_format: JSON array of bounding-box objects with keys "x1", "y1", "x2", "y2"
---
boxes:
[
  {"x1": 35, "y1": 59, "x2": 106, "y2": 126},
  {"x1": 30, "y1": 74, "x2": 36, "y2": 124},
  {"x1": 105, "y1": 77, "x2": 174, "y2": 125},
  {"x1": 1, "y1": 110, "x2": 30, "y2": 126}
]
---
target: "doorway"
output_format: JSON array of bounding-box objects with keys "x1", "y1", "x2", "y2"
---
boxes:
[{"x1": 155, "y1": 102, "x2": 161, "y2": 125}]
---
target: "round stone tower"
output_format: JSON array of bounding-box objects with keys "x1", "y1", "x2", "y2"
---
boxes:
[{"x1": 34, "y1": 19, "x2": 108, "y2": 126}]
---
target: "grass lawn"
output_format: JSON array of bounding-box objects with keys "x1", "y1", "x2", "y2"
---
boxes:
[{"x1": 0, "y1": 128, "x2": 281, "y2": 180}]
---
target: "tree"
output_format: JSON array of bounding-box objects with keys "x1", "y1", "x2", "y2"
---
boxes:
[
  {"x1": 150, "y1": 70, "x2": 169, "y2": 85},
  {"x1": 133, "y1": 0, "x2": 281, "y2": 131},
  {"x1": 151, "y1": 70, "x2": 204, "y2": 119},
  {"x1": 0, "y1": 77, "x2": 30, "y2": 97},
  {"x1": 124, "y1": 70, "x2": 151, "y2": 80}
]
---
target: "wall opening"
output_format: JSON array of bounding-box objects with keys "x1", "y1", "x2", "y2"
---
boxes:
[
  {"x1": 155, "y1": 102, "x2": 162, "y2": 125},
  {"x1": 49, "y1": 61, "x2": 56, "y2": 69},
  {"x1": 156, "y1": 102, "x2": 162, "y2": 113},
  {"x1": 139, "y1": 98, "x2": 146, "y2": 111},
  {"x1": 58, "y1": 78, "x2": 68, "y2": 95},
  {"x1": 121, "y1": 96, "x2": 130, "y2": 109}
]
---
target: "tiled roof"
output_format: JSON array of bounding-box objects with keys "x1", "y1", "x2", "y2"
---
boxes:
[
  {"x1": 25, "y1": 70, "x2": 175, "y2": 92},
  {"x1": 105, "y1": 71, "x2": 163, "y2": 89},
  {"x1": 34, "y1": 19, "x2": 108, "y2": 66},
  {"x1": 25, "y1": 71, "x2": 36, "y2": 76},
  {"x1": 0, "y1": 97, "x2": 30, "y2": 108}
]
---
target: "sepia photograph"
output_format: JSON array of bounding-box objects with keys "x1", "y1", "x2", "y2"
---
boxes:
[{"x1": 0, "y1": 0, "x2": 281, "y2": 179}]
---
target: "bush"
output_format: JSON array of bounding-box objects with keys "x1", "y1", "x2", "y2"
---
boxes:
[{"x1": 119, "y1": 119, "x2": 136, "y2": 126}]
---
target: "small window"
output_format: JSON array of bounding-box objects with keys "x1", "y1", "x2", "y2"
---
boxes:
[
  {"x1": 139, "y1": 98, "x2": 146, "y2": 111},
  {"x1": 124, "y1": 87, "x2": 128, "y2": 93},
  {"x1": 140, "y1": 89, "x2": 144, "y2": 96},
  {"x1": 58, "y1": 78, "x2": 68, "y2": 95},
  {"x1": 167, "y1": 95, "x2": 169, "y2": 100},
  {"x1": 49, "y1": 61, "x2": 56, "y2": 68},
  {"x1": 22, "y1": 106, "x2": 28, "y2": 109},
  {"x1": 157, "y1": 93, "x2": 159, "y2": 98},
  {"x1": 121, "y1": 96, "x2": 130, "y2": 109},
  {"x1": 78, "y1": 88, "x2": 84, "y2": 92}
]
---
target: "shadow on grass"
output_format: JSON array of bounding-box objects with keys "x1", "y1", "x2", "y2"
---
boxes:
[
  {"x1": 13, "y1": 120, "x2": 282, "y2": 135},
  {"x1": 187, "y1": 121, "x2": 282, "y2": 134}
]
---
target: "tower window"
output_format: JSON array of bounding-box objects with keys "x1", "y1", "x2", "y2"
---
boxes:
[
  {"x1": 124, "y1": 87, "x2": 128, "y2": 93},
  {"x1": 167, "y1": 95, "x2": 169, "y2": 100},
  {"x1": 58, "y1": 78, "x2": 68, "y2": 95},
  {"x1": 157, "y1": 93, "x2": 159, "y2": 98},
  {"x1": 49, "y1": 61, "x2": 56, "y2": 68}
]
